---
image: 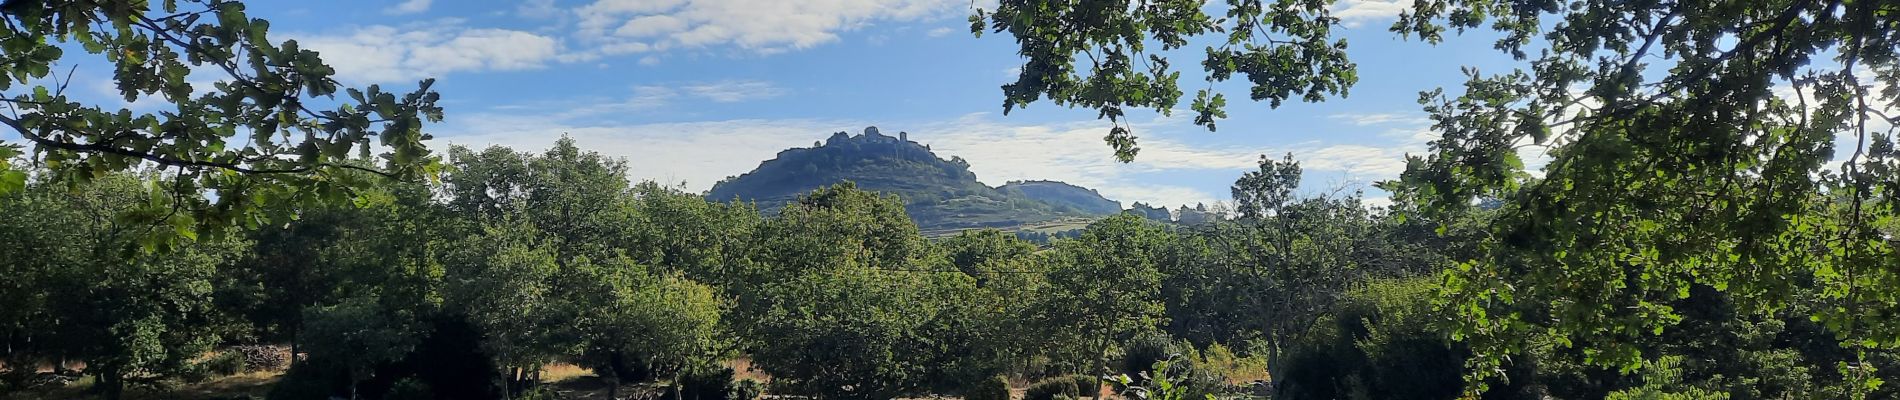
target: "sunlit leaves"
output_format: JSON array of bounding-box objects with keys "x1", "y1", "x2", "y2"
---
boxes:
[
  {"x1": 973, "y1": 0, "x2": 1355, "y2": 161},
  {"x1": 1383, "y1": 0, "x2": 1900, "y2": 395},
  {"x1": 1, "y1": 0, "x2": 445, "y2": 245}
]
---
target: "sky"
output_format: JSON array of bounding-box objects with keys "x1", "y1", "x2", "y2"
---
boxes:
[{"x1": 41, "y1": 0, "x2": 1548, "y2": 209}]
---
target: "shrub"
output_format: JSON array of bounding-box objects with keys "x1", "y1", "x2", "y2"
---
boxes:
[
  {"x1": 731, "y1": 378, "x2": 764, "y2": 400},
  {"x1": 964, "y1": 375, "x2": 1011, "y2": 400},
  {"x1": 1025, "y1": 375, "x2": 1094, "y2": 400},
  {"x1": 1199, "y1": 343, "x2": 1269, "y2": 383},
  {"x1": 178, "y1": 363, "x2": 215, "y2": 384},
  {"x1": 204, "y1": 351, "x2": 248, "y2": 376},
  {"x1": 1120, "y1": 333, "x2": 1180, "y2": 376},
  {"x1": 1069, "y1": 375, "x2": 1100, "y2": 396},
  {"x1": 669, "y1": 366, "x2": 739, "y2": 400}
]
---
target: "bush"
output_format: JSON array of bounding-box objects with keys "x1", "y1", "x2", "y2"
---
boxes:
[
  {"x1": 964, "y1": 375, "x2": 1011, "y2": 400},
  {"x1": 1069, "y1": 375, "x2": 1100, "y2": 397},
  {"x1": 204, "y1": 351, "x2": 248, "y2": 376},
  {"x1": 731, "y1": 378, "x2": 764, "y2": 400},
  {"x1": 1121, "y1": 333, "x2": 1180, "y2": 376},
  {"x1": 1025, "y1": 375, "x2": 1096, "y2": 400},
  {"x1": 668, "y1": 366, "x2": 740, "y2": 400}
]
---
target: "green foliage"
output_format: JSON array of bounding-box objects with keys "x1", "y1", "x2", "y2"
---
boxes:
[
  {"x1": 1114, "y1": 356, "x2": 1223, "y2": 400},
  {"x1": 203, "y1": 351, "x2": 247, "y2": 377},
  {"x1": 0, "y1": 173, "x2": 246, "y2": 399},
  {"x1": 1604, "y1": 357, "x2": 1730, "y2": 400},
  {"x1": 1370, "y1": 0, "x2": 1900, "y2": 395},
  {"x1": 965, "y1": 375, "x2": 1012, "y2": 400},
  {"x1": 667, "y1": 366, "x2": 743, "y2": 400},
  {"x1": 298, "y1": 296, "x2": 421, "y2": 397},
  {"x1": 1275, "y1": 277, "x2": 1466, "y2": 400},
  {"x1": 972, "y1": 0, "x2": 1355, "y2": 161},
  {"x1": 730, "y1": 378, "x2": 764, "y2": 400},
  {"x1": 1024, "y1": 375, "x2": 1093, "y2": 400},
  {"x1": 1, "y1": 0, "x2": 444, "y2": 240},
  {"x1": 1040, "y1": 214, "x2": 1171, "y2": 373},
  {"x1": 1121, "y1": 332, "x2": 1182, "y2": 377}
]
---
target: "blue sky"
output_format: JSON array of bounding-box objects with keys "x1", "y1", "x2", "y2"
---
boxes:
[{"x1": 50, "y1": 0, "x2": 1550, "y2": 209}]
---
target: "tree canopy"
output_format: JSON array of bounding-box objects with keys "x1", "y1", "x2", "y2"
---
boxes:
[{"x1": 1, "y1": 0, "x2": 442, "y2": 239}]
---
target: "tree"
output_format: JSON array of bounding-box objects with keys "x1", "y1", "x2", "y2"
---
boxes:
[
  {"x1": 0, "y1": 172, "x2": 245, "y2": 399},
  {"x1": 978, "y1": 0, "x2": 1900, "y2": 395},
  {"x1": 929, "y1": 230, "x2": 1048, "y2": 391},
  {"x1": 223, "y1": 175, "x2": 443, "y2": 352},
  {"x1": 1040, "y1": 214, "x2": 1171, "y2": 390},
  {"x1": 1371, "y1": 0, "x2": 1900, "y2": 394},
  {"x1": 743, "y1": 183, "x2": 947, "y2": 400},
  {"x1": 970, "y1": 0, "x2": 1356, "y2": 161},
  {"x1": 440, "y1": 221, "x2": 571, "y2": 398},
  {"x1": 572, "y1": 256, "x2": 727, "y2": 400},
  {"x1": 623, "y1": 181, "x2": 761, "y2": 285},
  {"x1": 1, "y1": 0, "x2": 443, "y2": 237},
  {"x1": 298, "y1": 296, "x2": 422, "y2": 400}
]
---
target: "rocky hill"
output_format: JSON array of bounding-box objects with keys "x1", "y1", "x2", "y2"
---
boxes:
[
  {"x1": 706, "y1": 127, "x2": 1121, "y2": 234},
  {"x1": 999, "y1": 180, "x2": 1122, "y2": 215}
]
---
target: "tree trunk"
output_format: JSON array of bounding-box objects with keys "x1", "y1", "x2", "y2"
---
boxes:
[
  {"x1": 606, "y1": 370, "x2": 620, "y2": 400},
  {"x1": 673, "y1": 372, "x2": 684, "y2": 400},
  {"x1": 98, "y1": 365, "x2": 124, "y2": 400},
  {"x1": 500, "y1": 367, "x2": 514, "y2": 400}
]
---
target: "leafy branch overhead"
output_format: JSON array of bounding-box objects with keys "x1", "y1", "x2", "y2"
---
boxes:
[
  {"x1": 1378, "y1": 0, "x2": 1900, "y2": 395},
  {"x1": 972, "y1": 0, "x2": 1357, "y2": 162},
  {"x1": 0, "y1": 0, "x2": 443, "y2": 237}
]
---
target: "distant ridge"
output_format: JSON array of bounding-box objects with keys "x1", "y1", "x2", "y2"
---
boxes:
[
  {"x1": 999, "y1": 180, "x2": 1121, "y2": 215},
  {"x1": 707, "y1": 127, "x2": 1121, "y2": 234}
]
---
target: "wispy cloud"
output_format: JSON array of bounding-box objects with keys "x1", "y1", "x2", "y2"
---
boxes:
[
  {"x1": 569, "y1": 0, "x2": 959, "y2": 57},
  {"x1": 386, "y1": 0, "x2": 433, "y2": 15},
  {"x1": 1328, "y1": 112, "x2": 1426, "y2": 126},
  {"x1": 1332, "y1": 0, "x2": 1407, "y2": 28},
  {"x1": 682, "y1": 80, "x2": 787, "y2": 103},
  {"x1": 926, "y1": 27, "x2": 956, "y2": 37},
  {"x1": 294, "y1": 20, "x2": 563, "y2": 83}
]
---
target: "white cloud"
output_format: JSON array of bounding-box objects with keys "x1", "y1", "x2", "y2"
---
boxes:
[
  {"x1": 926, "y1": 27, "x2": 955, "y2": 37},
  {"x1": 573, "y1": 0, "x2": 958, "y2": 54},
  {"x1": 484, "y1": 80, "x2": 785, "y2": 121},
  {"x1": 386, "y1": 0, "x2": 432, "y2": 15},
  {"x1": 1329, "y1": 112, "x2": 1426, "y2": 126},
  {"x1": 1333, "y1": 0, "x2": 1407, "y2": 28},
  {"x1": 296, "y1": 22, "x2": 564, "y2": 83},
  {"x1": 681, "y1": 80, "x2": 786, "y2": 103}
]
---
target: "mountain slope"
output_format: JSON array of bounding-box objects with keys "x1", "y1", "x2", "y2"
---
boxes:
[
  {"x1": 707, "y1": 127, "x2": 1116, "y2": 234},
  {"x1": 999, "y1": 180, "x2": 1121, "y2": 215}
]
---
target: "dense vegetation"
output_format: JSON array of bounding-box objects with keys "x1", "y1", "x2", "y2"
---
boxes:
[
  {"x1": 4, "y1": 0, "x2": 1900, "y2": 399},
  {"x1": 8, "y1": 140, "x2": 1895, "y2": 399}
]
